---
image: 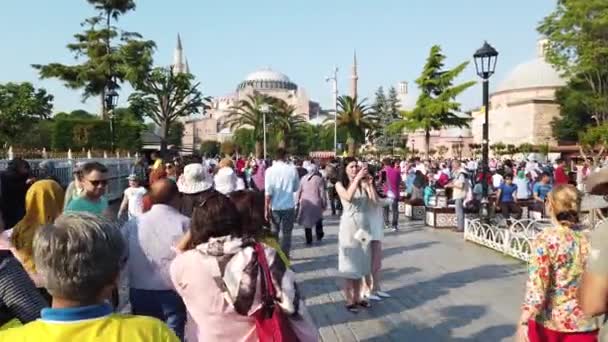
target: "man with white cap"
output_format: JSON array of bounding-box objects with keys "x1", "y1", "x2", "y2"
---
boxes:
[{"x1": 578, "y1": 167, "x2": 608, "y2": 342}]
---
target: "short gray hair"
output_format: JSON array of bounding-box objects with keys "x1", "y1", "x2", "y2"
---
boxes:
[{"x1": 33, "y1": 212, "x2": 125, "y2": 303}]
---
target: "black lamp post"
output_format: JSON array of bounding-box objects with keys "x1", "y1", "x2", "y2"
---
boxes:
[
  {"x1": 473, "y1": 41, "x2": 498, "y2": 219},
  {"x1": 410, "y1": 139, "x2": 415, "y2": 158},
  {"x1": 105, "y1": 78, "x2": 119, "y2": 151}
]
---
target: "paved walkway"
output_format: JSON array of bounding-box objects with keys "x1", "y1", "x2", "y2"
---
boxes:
[{"x1": 290, "y1": 216, "x2": 528, "y2": 341}]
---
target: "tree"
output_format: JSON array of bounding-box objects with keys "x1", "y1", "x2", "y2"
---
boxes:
[
  {"x1": 326, "y1": 96, "x2": 377, "y2": 157},
  {"x1": 231, "y1": 128, "x2": 255, "y2": 156},
  {"x1": 389, "y1": 45, "x2": 475, "y2": 158},
  {"x1": 539, "y1": 1, "x2": 608, "y2": 125},
  {"x1": 518, "y1": 143, "x2": 534, "y2": 159},
  {"x1": 436, "y1": 145, "x2": 449, "y2": 159},
  {"x1": 269, "y1": 98, "x2": 306, "y2": 149},
  {"x1": 224, "y1": 93, "x2": 272, "y2": 158},
  {"x1": 166, "y1": 121, "x2": 184, "y2": 148},
  {"x1": 33, "y1": 1, "x2": 155, "y2": 118},
  {"x1": 551, "y1": 78, "x2": 596, "y2": 141},
  {"x1": 505, "y1": 144, "x2": 518, "y2": 158},
  {"x1": 199, "y1": 140, "x2": 220, "y2": 157},
  {"x1": 373, "y1": 86, "x2": 402, "y2": 151},
  {"x1": 129, "y1": 67, "x2": 208, "y2": 154},
  {"x1": 579, "y1": 123, "x2": 608, "y2": 166},
  {"x1": 0, "y1": 82, "x2": 54, "y2": 145},
  {"x1": 220, "y1": 141, "x2": 236, "y2": 157},
  {"x1": 490, "y1": 142, "x2": 506, "y2": 156}
]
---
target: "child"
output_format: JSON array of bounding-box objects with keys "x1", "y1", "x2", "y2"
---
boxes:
[
  {"x1": 117, "y1": 174, "x2": 147, "y2": 220},
  {"x1": 424, "y1": 175, "x2": 436, "y2": 207}
]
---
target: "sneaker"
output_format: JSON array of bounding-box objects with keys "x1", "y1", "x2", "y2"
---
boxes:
[
  {"x1": 376, "y1": 291, "x2": 391, "y2": 298},
  {"x1": 367, "y1": 294, "x2": 382, "y2": 301},
  {"x1": 391, "y1": 226, "x2": 399, "y2": 232}
]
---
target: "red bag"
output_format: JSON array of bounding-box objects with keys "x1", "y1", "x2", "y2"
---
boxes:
[{"x1": 253, "y1": 243, "x2": 299, "y2": 342}]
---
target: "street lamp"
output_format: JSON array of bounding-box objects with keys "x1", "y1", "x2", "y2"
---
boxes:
[
  {"x1": 325, "y1": 66, "x2": 339, "y2": 156},
  {"x1": 260, "y1": 103, "x2": 271, "y2": 160},
  {"x1": 473, "y1": 41, "x2": 499, "y2": 219},
  {"x1": 410, "y1": 139, "x2": 415, "y2": 158},
  {"x1": 105, "y1": 78, "x2": 119, "y2": 151},
  {"x1": 458, "y1": 135, "x2": 464, "y2": 160}
]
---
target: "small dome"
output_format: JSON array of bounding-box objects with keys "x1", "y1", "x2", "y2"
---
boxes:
[
  {"x1": 245, "y1": 68, "x2": 291, "y2": 83},
  {"x1": 495, "y1": 40, "x2": 566, "y2": 93},
  {"x1": 238, "y1": 68, "x2": 297, "y2": 91}
]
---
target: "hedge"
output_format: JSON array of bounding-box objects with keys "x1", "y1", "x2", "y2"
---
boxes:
[{"x1": 52, "y1": 118, "x2": 143, "y2": 151}]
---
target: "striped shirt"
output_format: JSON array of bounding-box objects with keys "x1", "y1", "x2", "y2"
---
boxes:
[{"x1": 0, "y1": 250, "x2": 47, "y2": 329}]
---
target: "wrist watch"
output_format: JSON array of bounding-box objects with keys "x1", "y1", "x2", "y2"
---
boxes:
[{"x1": 520, "y1": 321, "x2": 528, "y2": 326}]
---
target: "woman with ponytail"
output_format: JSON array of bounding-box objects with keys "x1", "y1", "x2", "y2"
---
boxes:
[{"x1": 516, "y1": 184, "x2": 599, "y2": 342}]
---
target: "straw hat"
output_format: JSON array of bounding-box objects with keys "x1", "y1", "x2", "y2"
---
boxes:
[{"x1": 177, "y1": 164, "x2": 213, "y2": 194}]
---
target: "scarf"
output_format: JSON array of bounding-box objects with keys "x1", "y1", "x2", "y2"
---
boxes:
[
  {"x1": 11, "y1": 180, "x2": 64, "y2": 272},
  {"x1": 196, "y1": 236, "x2": 300, "y2": 317}
]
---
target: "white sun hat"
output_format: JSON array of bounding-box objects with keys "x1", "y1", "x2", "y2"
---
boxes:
[{"x1": 177, "y1": 163, "x2": 213, "y2": 194}]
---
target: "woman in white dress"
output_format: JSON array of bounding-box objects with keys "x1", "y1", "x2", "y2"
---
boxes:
[{"x1": 335, "y1": 158, "x2": 377, "y2": 313}]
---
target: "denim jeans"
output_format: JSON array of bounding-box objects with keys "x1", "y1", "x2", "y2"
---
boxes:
[
  {"x1": 455, "y1": 198, "x2": 465, "y2": 231},
  {"x1": 383, "y1": 198, "x2": 399, "y2": 228},
  {"x1": 271, "y1": 209, "x2": 296, "y2": 258},
  {"x1": 129, "y1": 288, "x2": 186, "y2": 341}
]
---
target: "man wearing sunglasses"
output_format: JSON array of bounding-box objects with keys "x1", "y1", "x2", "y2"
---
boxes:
[{"x1": 65, "y1": 162, "x2": 111, "y2": 218}]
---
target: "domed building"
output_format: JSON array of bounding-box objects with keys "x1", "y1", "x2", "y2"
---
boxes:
[
  {"x1": 182, "y1": 65, "x2": 319, "y2": 149},
  {"x1": 471, "y1": 39, "x2": 567, "y2": 146}
]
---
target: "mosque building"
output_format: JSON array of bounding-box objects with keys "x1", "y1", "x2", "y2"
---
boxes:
[
  {"x1": 173, "y1": 36, "x2": 323, "y2": 150},
  {"x1": 470, "y1": 39, "x2": 566, "y2": 147}
]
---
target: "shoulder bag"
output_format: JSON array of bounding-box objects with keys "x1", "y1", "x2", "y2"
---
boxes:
[{"x1": 254, "y1": 243, "x2": 299, "y2": 342}]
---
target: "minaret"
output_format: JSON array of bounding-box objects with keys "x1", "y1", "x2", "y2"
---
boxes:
[
  {"x1": 173, "y1": 34, "x2": 186, "y2": 74},
  {"x1": 350, "y1": 50, "x2": 358, "y2": 99},
  {"x1": 185, "y1": 58, "x2": 190, "y2": 74}
]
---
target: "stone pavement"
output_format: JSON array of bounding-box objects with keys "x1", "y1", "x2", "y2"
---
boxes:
[{"x1": 289, "y1": 215, "x2": 528, "y2": 342}]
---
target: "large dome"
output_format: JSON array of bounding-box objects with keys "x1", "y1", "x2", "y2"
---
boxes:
[
  {"x1": 495, "y1": 40, "x2": 566, "y2": 93},
  {"x1": 238, "y1": 68, "x2": 297, "y2": 91}
]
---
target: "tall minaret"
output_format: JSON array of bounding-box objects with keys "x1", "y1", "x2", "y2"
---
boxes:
[
  {"x1": 350, "y1": 50, "x2": 358, "y2": 99},
  {"x1": 173, "y1": 34, "x2": 186, "y2": 74},
  {"x1": 184, "y1": 58, "x2": 190, "y2": 74}
]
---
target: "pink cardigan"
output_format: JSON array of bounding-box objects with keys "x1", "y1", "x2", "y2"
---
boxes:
[{"x1": 170, "y1": 249, "x2": 258, "y2": 342}]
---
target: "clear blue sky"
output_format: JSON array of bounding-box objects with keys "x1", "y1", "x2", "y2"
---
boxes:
[{"x1": 0, "y1": 0, "x2": 556, "y2": 114}]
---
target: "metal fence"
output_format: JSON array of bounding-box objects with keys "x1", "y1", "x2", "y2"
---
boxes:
[{"x1": 0, "y1": 158, "x2": 135, "y2": 201}]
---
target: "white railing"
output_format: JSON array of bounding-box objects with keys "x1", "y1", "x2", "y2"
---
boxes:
[
  {"x1": 464, "y1": 217, "x2": 605, "y2": 262},
  {"x1": 0, "y1": 158, "x2": 136, "y2": 201},
  {"x1": 464, "y1": 218, "x2": 553, "y2": 262}
]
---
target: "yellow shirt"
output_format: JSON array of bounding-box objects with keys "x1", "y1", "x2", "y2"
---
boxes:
[{"x1": 0, "y1": 313, "x2": 179, "y2": 342}]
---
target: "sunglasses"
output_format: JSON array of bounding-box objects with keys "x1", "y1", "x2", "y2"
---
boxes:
[{"x1": 86, "y1": 179, "x2": 108, "y2": 187}]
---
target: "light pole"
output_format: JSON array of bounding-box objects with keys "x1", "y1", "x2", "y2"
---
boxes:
[
  {"x1": 260, "y1": 103, "x2": 271, "y2": 160},
  {"x1": 458, "y1": 134, "x2": 464, "y2": 160},
  {"x1": 325, "y1": 66, "x2": 339, "y2": 156},
  {"x1": 473, "y1": 41, "x2": 499, "y2": 219},
  {"x1": 411, "y1": 139, "x2": 415, "y2": 158},
  {"x1": 105, "y1": 78, "x2": 119, "y2": 151}
]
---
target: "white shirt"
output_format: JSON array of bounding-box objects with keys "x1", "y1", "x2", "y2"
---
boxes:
[
  {"x1": 513, "y1": 178, "x2": 530, "y2": 199},
  {"x1": 265, "y1": 160, "x2": 300, "y2": 210},
  {"x1": 492, "y1": 174, "x2": 504, "y2": 189},
  {"x1": 124, "y1": 186, "x2": 147, "y2": 219}
]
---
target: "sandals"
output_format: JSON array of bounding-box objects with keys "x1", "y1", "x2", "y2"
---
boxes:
[
  {"x1": 357, "y1": 300, "x2": 371, "y2": 308},
  {"x1": 345, "y1": 304, "x2": 359, "y2": 313}
]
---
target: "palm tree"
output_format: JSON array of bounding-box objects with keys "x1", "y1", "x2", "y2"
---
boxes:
[
  {"x1": 325, "y1": 96, "x2": 377, "y2": 157},
  {"x1": 269, "y1": 98, "x2": 307, "y2": 149},
  {"x1": 224, "y1": 93, "x2": 271, "y2": 158},
  {"x1": 389, "y1": 45, "x2": 475, "y2": 159}
]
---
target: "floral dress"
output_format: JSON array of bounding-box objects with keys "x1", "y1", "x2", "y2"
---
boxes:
[{"x1": 522, "y1": 225, "x2": 600, "y2": 332}]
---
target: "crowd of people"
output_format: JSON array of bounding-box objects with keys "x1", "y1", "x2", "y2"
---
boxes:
[{"x1": 1, "y1": 150, "x2": 608, "y2": 341}]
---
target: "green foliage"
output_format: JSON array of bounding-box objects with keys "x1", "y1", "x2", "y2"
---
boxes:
[
  {"x1": 389, "y1": 45, "x2": 475, "y2": 158},
  {"x1": 518, "y1": 143, "x2": 534, "y2": 155},
  {"x1": 268, "y1": 98, "x2": 307, "y2": 149},
  {"x1": 490, "y1": 142, "x2": 506, "y2": 155},
  {"x1": 579, "y1": 123, "x2": 608, "y2": 165},
  {"x1": 505, "y1": 144, "x2": 518, "y2": 157},
  {"x1": 166, "y1": 121, "x2": 184, "y2": 148},
  {"x1": 539, "y1": 0, "x2": 608, "y2": 124},
  {"x1": 220, "y1": 141, "x2": 236, "y2": 156},
  {"x1": 33, "y1": 1, "x2": 155, "y2": 118},
  {"x1": 52, "y1": 117, "x2": 141, "y2": 151},
  {"x1": 199, "y1": 140, "x2": 221, "y2": 157},
  {"x1": 129, "y1": 66, "x2": 208, "y2": 153},
  {"x1": 551, "y1": 78, "x2": 596, "y2": 141},
  {"x1": 231, "y1": 128, "x2": 255, "y2": 156},
  {"x1": 436, "y1": 145, "x2": 449, "y2": 159},
  {"x1": 0, "y1": 82, "x2": 54, "y2": 145},
  {"x1": 326, "y1": 95, "x2": 377, "y2": 157},
  {"x1": 225, "y1": 93, "x2": 273, "y2": 158}
]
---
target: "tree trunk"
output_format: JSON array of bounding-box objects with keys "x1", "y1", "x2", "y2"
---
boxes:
[
  {"x1": 347, "y1": 136, "x2": 356, "y2": 157},
  {"x1": 424, "y1": 129, "x2": 431, "y2": 160},
  {"x1": 160, "y1": 121, "x2": 169, "y2": 157},
  {"x1": 100, "y1": 91, "x2": 107, "y2": 119},
  {"x1": 255, "y1": 141, "x2": 263, "y2": 159}
]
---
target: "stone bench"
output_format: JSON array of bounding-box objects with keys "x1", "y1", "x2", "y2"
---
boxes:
[
  {"x1": 425, "y1": 206, "x2": 477, "y2": 229},
  {"x1": 404, "y1": 202, "x2": 426, "y2": 220}
]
